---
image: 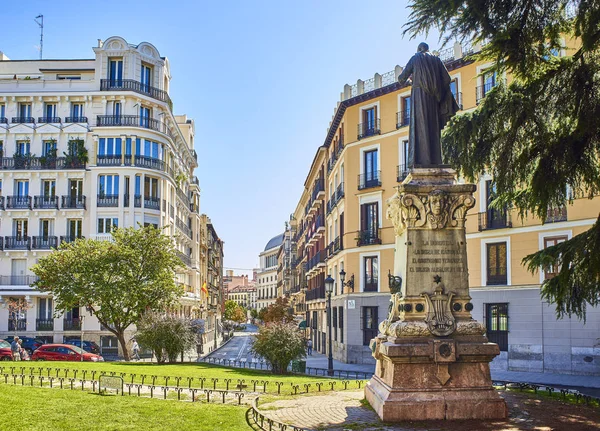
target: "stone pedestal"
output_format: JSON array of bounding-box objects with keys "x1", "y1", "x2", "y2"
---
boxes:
[{"x1": 366, "y1": 168, "x2": 507, "y2": 421}]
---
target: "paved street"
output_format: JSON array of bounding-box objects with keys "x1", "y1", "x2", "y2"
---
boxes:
[{"x1": 206, "y1": 324, "x2": 260, "y2": 364}]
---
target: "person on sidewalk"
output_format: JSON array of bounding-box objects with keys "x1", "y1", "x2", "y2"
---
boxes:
[
  {"x1": 10, "y1": 336, "x2": 21, "y2": 361},
  {"x1": 307, "y1": 339, "x2": 313, "y2": 356},
  {"x1": 131, "y1": 339, "x2": 140, "y2": 361}
]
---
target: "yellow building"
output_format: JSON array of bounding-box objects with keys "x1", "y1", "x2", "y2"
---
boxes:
[{"x1": 290, "y1": 39, "x2": 600, "y2": 373}]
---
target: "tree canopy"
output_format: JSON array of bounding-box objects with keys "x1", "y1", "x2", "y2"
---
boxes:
[
  {"x1": 404, "y1": 0, "x2": 600, "y2": 319},
  {"x1": 261, "y1": 297, "x2": 294, "y2": 324},
  {"x1": 223, "y1": 300, "x2": 246, "y2": 323},
  {"x1": 31, "y1": 225, "x2": 183, "y2": 360}
]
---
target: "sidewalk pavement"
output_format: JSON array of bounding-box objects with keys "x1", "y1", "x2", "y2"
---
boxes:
[{"x1": 304, "y1": 350, "x2": 600, "y2": 389}]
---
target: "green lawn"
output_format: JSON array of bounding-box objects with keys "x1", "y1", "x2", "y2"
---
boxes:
[
  {"x1": 0, "y1": 361, "x2": 364, "y2": 395},
  {"x1": 0, "y1": 384, "x2": 249, "y2": 431}
]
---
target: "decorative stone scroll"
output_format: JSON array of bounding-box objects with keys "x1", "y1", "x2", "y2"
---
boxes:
[{"x1": 422, "y1": 276, "x2": 456, "y2": 337}]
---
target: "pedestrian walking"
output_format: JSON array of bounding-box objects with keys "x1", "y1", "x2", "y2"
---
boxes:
[
  {"x1": 307, "y1": 339, "x2": 313, "y2": 356},
  {"x1": 18, "y1": 340, "x2": 29, "y2": 361},
  {"x1": 10, "y1": 336, "x2": 21, "y2": 361},
  {"x1": 131, "y1": 339, "x2": 140, "y2": 361}
]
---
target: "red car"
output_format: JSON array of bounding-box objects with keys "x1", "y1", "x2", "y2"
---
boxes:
[
  {"x1": 0, "y1": 340, "x2": 12, "y2": 361},
  {"x1": 32, "y1": 344, "x2": 104, "y2": 362}
]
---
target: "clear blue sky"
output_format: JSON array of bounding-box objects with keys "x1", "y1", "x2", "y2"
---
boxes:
[{"x1": 1, "y1": 1, "x2": 441, "y2": 276}]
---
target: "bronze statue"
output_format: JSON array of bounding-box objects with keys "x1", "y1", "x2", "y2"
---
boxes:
[{"x1": 397, "y1": 42, "x2": 459, "y2": 167}]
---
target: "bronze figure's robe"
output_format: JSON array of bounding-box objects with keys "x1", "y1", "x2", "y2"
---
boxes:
[{"x1": 397, "y1": 51, "x2": 459, "y2": 167}]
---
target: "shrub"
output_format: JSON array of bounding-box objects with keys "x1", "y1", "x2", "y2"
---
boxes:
[
  {"x1": 250, "y1": 322, "x2": 306, "y2": 374},
  {"x1": 135, "y1": 312, "x2": 197, "y2": 363}
]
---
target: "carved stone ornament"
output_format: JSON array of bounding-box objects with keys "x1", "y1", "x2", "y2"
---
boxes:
[
  {"x1": 422, "y1": 276, "x2": 456, "y2": 337},
  {"x1": 389, "y1": 320, "x2": 430, "y2": 337},
  {"x1": 455, "y1": 320, "x2": 487, "y2": 335},
  {"x1": 386, "y1": 189, "x2": 476, "y2": 235}
]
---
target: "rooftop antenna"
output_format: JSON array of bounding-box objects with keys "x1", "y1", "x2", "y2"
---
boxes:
[{"x1": 34, "y1": 14, "x2": 43, "y2": 60}]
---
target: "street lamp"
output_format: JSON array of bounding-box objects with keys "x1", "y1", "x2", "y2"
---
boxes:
[
  {"x1": 339, "y1": 269, "x2": 354, "y2": 293},
  {"x1": 324, "y1": 274, "x2": 335, "y2": 377}
]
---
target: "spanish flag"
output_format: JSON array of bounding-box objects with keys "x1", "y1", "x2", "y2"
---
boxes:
[{"x1": 201, "y1": 282, "x2": 208, "y2": 295}]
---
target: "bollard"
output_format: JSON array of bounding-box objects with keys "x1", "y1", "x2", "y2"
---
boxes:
[
  {"x1": 175, "y1": 377, "x2": 182, "y2": 388},
  {"x1": 187, "y1": 377, "x2": 194, "y2": 389},
  {"x1": 275, "y1": 381, "x2": 283, "y2": 394},
  {"x1": 225, "y1": 378, "x2": 232, "y2": 390},
  {"x1": 328, "y1": 381, "x2": 336, "y2": 391},
  {"x1": 261, "y1": 381, "x2": 268, "y2": 393},
  {"x1": 316, "y1": 383, "x2": 323, "y2": 392},
  {"x1": 49, "y1": 377, "x2": 54, "y2": 388},
  {"x1": 235, "y1": 392, "x2": 244, "y2": 405},
  {"x1": 292, "y1": 384, "x2": 299, "y2": 395},
  {"x1": 130, "y1": 374, "x2": 136, "y2": 384},
  {"x1": 251, "y1": 379, "x2": 258, "y2": 392},
  {"x1": 205, "y1": 389, "x2": 213, "y2": 402},
  {"x1": 140, "y1": 375, "x2": 147, "y2": 385},
  {"x1": 303, "y1": 383, "x2": 311, "y2": 393},
  {"x1": 177, "y1": 388, "x2": 185, "y2": 400},
  {"x1": 211, "y1": 378, "x2": 219, "y2": 390},
  {"x1": 190, "y1": 388, "x2": 199, "y2": 402},
  {"x1": 356, "y1": 380, "x2": 363, "y2": 389},
  {"x1": 199, "y1": 377, "x2": 206, "y2": 389}
]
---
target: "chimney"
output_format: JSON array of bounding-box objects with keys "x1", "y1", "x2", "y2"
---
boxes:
[{"x1": 97, "y1": 39, "x2": 103, "y2": 48}]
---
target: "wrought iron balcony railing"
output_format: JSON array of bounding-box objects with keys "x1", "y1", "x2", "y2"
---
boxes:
[
  {"x1": 36, "y1": 319, "x2": 54, "y2": 331},
  {"x1": 0, "y1": 117, "x2": 7, "y2": 124},
  {"x1": 63, "y1": 318, "x2": 81, "y2": 331},
  {"x1": 545, "y1": 206, "x2": 568, "y2": 223},
  {"x1": 4, "y1": 236, "x2": 31, "y2": 250},
  {"x1": 134, "y1": 195, "x2": 142, "y2": 208},
  {"x1": 1, "y1": 156, "x2": 85, "y2": 170},
  {"x1": 100, "y1": 79, "x2": 173, "y2": 111},
  {"x1": 96, "y1": 155, "x2": 122, "y2": 166},
  {"x1": 37, "y1": 117, "x2": 61, "y2": 123},
  {"x1": 96, "y1": 115, "x2": 168, "y2": 134},
  {"x1": 97, "y1": 194, "x2": 119, "y2": 207},
  {"x1": 32, "y1": 236, "x2": 58, "y2": 250},
  {"x1": 357, "y1": 229, "x2": 381, "y2": 246},
  {"x1": 0, "y1": 275, "x2": 38, "y2": 285},
  {"x1": 8, "y1": 319, "x2": 27, "y2": 332},
  {"x1": 306, "y1": 285, "x2": 325, "y2": 301},
  {"x1": 6, "y1": 195, "x2": 31, "y2": 209},
  {"x1": 60, "y1": 235, "x2": 84, "y2": 244},
  {"x1": 61, "y1": 195, "x2": 86, "y2": 209},
  {"x1": 357, "y1": 119, "x2": 380, "y2": 140},
  {"x1": 478, "y1": 211, "x2": 512, "y2": 231},
  {"x1": 34, "y1": 195, "x2": 59, "y2": 209},
  {"x1": 396, "y1": 110, "x2": 410, "y2": 128},
  {"x1": 144, "y1": 196, "x2": 160, "y2": 210},
  {"x1": 358, "y1": 171, "x2": 381, "y2": 190},
  {"x1": 65, "y1": 116, "x2": 88, "y2": 123},
  {"x1": 476, "y1": 82, "x2": 497, "y2": 104},
  {"x1": 397, "y1": 164, "x2": 409, "y2": 182},
  {"x1": 12, "y1": 117, "x2": 34, "y2": 123}
]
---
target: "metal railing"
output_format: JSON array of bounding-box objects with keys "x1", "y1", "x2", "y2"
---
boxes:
[
  {"x1": 0, "y1": 275, "x2": 38, "y2": 285},
  {"x1": 306, "y1": 285, "x2": 325, "y2": 301},
  {"x1": 61, "y1": 195, "x2": 86, "y2": 209},
  {"x1": 32, "y1": 236, "x2": 58, "y2": 250},
  {"x1": 357, "y1": 119, "x2": 380, "y2": 140},
  {"x1": 144, "y1": 196, "x2": 160, "y2": 210},
  {"x1": 12, "y1": 117, "x2": 34, "y2": 123},
  {"x1": 36, "y1": 319, "x2": 54, "y2": 331},
  {"x1": 478, "y1": 211, "x2": 512, "y2": 231},
  {"x1": 8, "y1": 319, "x2": 27, "y2": 331},
  {"x1": 63, "y1": 319, "x2": 81, "y2": 331},
  {"x1": 357, "y1": 229, "x2": 381, "y2": 246},
  {"x1": 37, "y1": 117, "x2": 61, "y2": 123},
  {"x1": 1, "y1": 157, "x2": 85, "y2": 170},
  {"x1": 60, "y1": 235, "x2": 84, "y2": 244},
  {"x1": 100, "y1": 79, "x2": 173, "y2": 111},
  {"x1": 396, "y1": 110, "x2": 410, "y2": 128},
  {"x1": 397, "y1": 164, "x2": 409, "y2": 182},
  {"x1": 545, "y1": 206, "x2": 567, "y2": 223},
  {"x1": 176, "y1": 217, "x2": 192, "y2": 239},
  {"x1": 64, "y1": 116, "x2": 88, "y2": 123},
  {"x1": 4, "y1": 236, "x2": 31, "y2": 250},
  {"x1": 97, "y1": 194, "x2": 119, "y2": 207},
  {"x1": 177, "y1": 251, "x2": 192, "y2": 267},
  {"x1": 33, "y1": 195, "x2": 59, "y2": 209},
  {"x1": 476, "y1": 82, "x2": 497, "y2": 104},
  {"x1": 6, "y1": 195, "x2": 31, "y2": 209},
  {"x1": 358, "y1": 171, "x2": 381, "y2": 190},
  {"x1": 135, "y1": 155, "x2": 164, "y2": 171},
  {"x1": 134, "y1": 195, "x2": 142, "y2": 208},
  {"x1": 96, "y1": 155, "x2": 122, "y2": 166},
  {"x1": 0, "y1": 117, "x2": 7, "y2": 124},
  {"x1": 96, "y1": 115, "x2": 168, "y2": 134}
]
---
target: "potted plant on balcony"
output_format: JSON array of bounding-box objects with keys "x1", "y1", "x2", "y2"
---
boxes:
[
  {"x1": 39, "y1": 142, "x2": 58, "y2": 169},
  {"x1": 13, "y1": 151, "x2": 36, "y2": 169},
  {"x1": 64, "y1": 139, "x2": 88, "y2": 168}
]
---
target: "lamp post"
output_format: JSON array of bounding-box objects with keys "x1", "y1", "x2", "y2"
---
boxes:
[
  {"x1": 339, "y1": 269, "x2": 354, "y2": 293},
  {"x1": 324, "y1": 275, "x2": 335, "y2": 377}
]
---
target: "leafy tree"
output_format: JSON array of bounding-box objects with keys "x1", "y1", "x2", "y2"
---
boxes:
[
  {"x1": 31, "y1": 226, "x2": 183, "y2": 360},
  {"x1": 250, "y1": 309, "x2": 258, "y2": 319},
  {"x1": 250, "y1": 322, "x2": 306, "y2": 374},
  {"x1": 262, "y1": 297, "x2": 294, "y2": 324},
  {"x1": 135, "y1": 312, "x2": 197, "y2": 363},
  {"x1": 404, "y1": 0, "x2": 600, "y2": 319},
  {"x1": 258, "y1": 307, "x2": 268, "y2": 321}
]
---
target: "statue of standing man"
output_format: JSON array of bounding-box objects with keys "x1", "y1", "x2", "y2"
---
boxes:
[{"x1": 397, "y1": 42, "x2": 459, "y2": 167}]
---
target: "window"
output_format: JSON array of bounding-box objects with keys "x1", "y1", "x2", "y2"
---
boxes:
[
  {"x1": 486, "y1": 242, "x2": 507, "y2": 285},
  {"x1": 360, "y1": 203, "x2": 379, "y2": 245},
  {"x1": 362, "y1": 306, "x2": 378, "y2": 345},
  {"x1": 483, "y1": 70, "x2": 496, "y2": 93},
  {"x1": 97, "y1": 217, "x2": 118, "y2": 234},
  {"x1": 98, "y1": 174, "x2": 119, "y2": 196},
  {"x1": 16, "y1": 141, "x2": 30, "y2": 155},
  {"x1": 0, "y1": 104, "x2": 5, "y2": 118},
  {"x1": 69, "y1": 180, "x2": 83, "y2": 199},
  {"x1": 42, "y1": 140, "x2": 57, "y2": 157},
  {"x1": 485, "y1": 303, "x2": 508, "y2": 351},
  {"x1": 44, "y1": 103, "x2": 56, "y2": 119},
  {"x1": 338, "y1": 306, "x2": 343, "y2": 343},
  {"x1": 141, "y1": 64, "x2": 152, "y2": 91},
  {"x1": 400, "y1": 96, "x2": 410, "y2": 127},
  {"x1": 333, "y1": 307, "x2": 338, "y2": 341},
  {"x1": 450, "y1": 79, "x2": 460, "y2": 108},
  {"x1": 57, "y1": 74, "x2": 81, "y2": 80},
  {"x1": 140, "y1": 106, "x2": 151, "y2": 128},
  {"x1": 144, "y1": 176, "x2": 160, "y2": 198},
  {"x1": 13, "y1": 219, "x2": 28, "y2": 238},
  {"x1": 543, "y1": 236, "x2": 568, "y2": 279},
  {"x1": 40, "y1": 219, "x2": 53, "y2": 238},
  {"x1": 108, "y1": 58, "x2": 123, "y2": 84},
  {"x1": 38, "y1": 298, "x2": 53, "y2": 320},
  {"x1": 18, "y1": 103, "x2": 31, "y2": 118},
  {"x1": 15, "y1": 180, "x2": 29, "y2": 197},
  {"x1": 484, "y1": 180, "x2": 508, "y2": 229},
  {"x1": 364, "y1": 256, "x2": 378, "y2": 292},
  {"x1": 363, "y1": 107, "x2": 376, "y2": 130},
  {"x1": 67, "y1": 219, "x2": 82, "y2": 238},
  {"x1": 98, "y1": 138, "x2": 122, "y2": 157},
  {"x1": 106, "y1": 101, "x2": 121, "y2": 117},
  {"x1": 41, "y1": 180, "x2": 55, "y2": 197}
]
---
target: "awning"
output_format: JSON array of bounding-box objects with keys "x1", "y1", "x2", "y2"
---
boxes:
[{"x1": 298, "y1": 320, "x2": 307, "y2": 329}]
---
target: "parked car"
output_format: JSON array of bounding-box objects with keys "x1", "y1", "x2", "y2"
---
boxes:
[
  {"x1": 32, "y1": 344, "x2": 104, "y2": 362},
  {"x1": 3, "y1": 336, "x2": 45, "y2": 355},
  {"x1": 0, "y1": 340, "x2": 12, "y2": 361},
  {"x1": 63, "y1": 339, "x2": 100, "y2": 355}
]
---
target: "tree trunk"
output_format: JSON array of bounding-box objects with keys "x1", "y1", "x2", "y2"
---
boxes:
[{"x1": 116, "y1": 331, "x2": 130, "y2": 361}]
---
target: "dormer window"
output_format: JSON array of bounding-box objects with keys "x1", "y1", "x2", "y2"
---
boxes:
[
  {"x1": 108, "y1": 58, "x2": 123, "y2": 85},
  {"x1": 141, "y1": 63, "x2": 152, "y2": 92}
]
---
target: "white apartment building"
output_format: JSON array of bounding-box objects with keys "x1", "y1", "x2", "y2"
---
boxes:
[
  {"x1": 0, "y1": 36, "x2": 203, "y2": 356},
  {"x1": 256, "y1": 233, "x2": 283, "y2": 310}
]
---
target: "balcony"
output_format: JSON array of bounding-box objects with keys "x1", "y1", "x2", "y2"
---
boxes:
[
  {"x1": 32, "y1": 236, "x2": 59, "y2": 250},
  {"x1": 12, "y1": 117, "x2": 35, "y2": 124},
  {"x1": 307, "y1": 250, "x2": 326, "y2": 271},
  {"x1": 327, "y1": 236, "x2": 343, "y2": 257},
  {"x1": 0, "y1": 275, "x2": 38, "y2": 285},
  {"x1": 97, "y1": 194, "x2": 119, "y2": 207},
  {"x1": 357, "y1": 229, "x2": 381, "y2": 246},
  {"x1": 177, "y1": 188, "x2": 190, "y2": 206},
  {"x1": 36, "y1": 319, "x2": 54, "y2": 331},
  {"x1": 65, "y1": 116, "x2": 88, "y2": 123},
  {"x1": 396, "y1": 110, "x2": 410, "y2": 128},
  {"x1": 100, "y1": 79, "x2": 173, "y2": 111},
  {"x1": 0, "y1": 196, "x2": 4, "y2": 210},
  {"x1": 9, "y1": 319, "x2": 27, "y2": 332},
  {"x1": 4, "y1": 236, "x2": 31, "y2": 250},
  {"x1": 97, "y1": 155, "x2": 122, "y2": 166},
  {"x1": 357, "y1": 119, "x2": 380, "y2": 140},
  {"x1": 311, "y1": 179, "x2": 325, "y2": 202},
  {"x1": 476, "y1": 82, "x2": 497, "y2": 104},
  {"x1": 176, "y1": 217, "x2": 192, "y2": 239},
  {"x1": 134, "y1": 195, "x2": 142, "y2": 208},
  {"x1": 6, "y1": 195, "x2": 31, "y2": 209},
  {"x1": 358, "y1": 171, "x2": 381, "y2": 190},
  {"x1": 177, "y1": 251, "x2": 192, "y2": 267},
  {"x1": 96, "y1": 115, "x2": 168, "y2": 135},
  {"x1": 545, "y1": 206, "x2": 567, "y2": 223},
  {"x1": 144, "y1": 196, "x2": 160, "y2": 210},
  {"x1": 61, "y1": 195, "x2": 86, "y2": 209},
  {"x1": 135, "y1": 155, "x2": 164, "y2": 171},
  {"x1": 60, "y1": 235, "x2": 84, "y2": 244},
  {"x1": 1, "y1": 156, "x2": 85, "y2": 170},
  {"x1": 63, "y1": 318, "x2": 81, "y2": 331},
  {"x1": 453, "y1": 92, "x2": 463, "y2": 110},
  {"x1": 37, "y1": 117, "x2": 61, "y2": 124},
  {"x1": 306, "y1": 285, "x2": 325, "y2": 301},
  {"x1": 34, "y1": 195, "x2": 59, "y2": 209},
  {"x1": 478, "y1": 211, "x2": 512, "y2": 231},
  {"x1": 0, "y1": 117, "x2": 7, "y2": 124},
  {"x1": 397, "y1": 164, "x2": 410, "y2": 182}
]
